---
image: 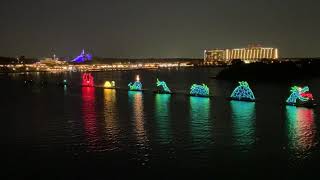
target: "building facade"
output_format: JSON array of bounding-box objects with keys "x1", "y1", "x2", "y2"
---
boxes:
[{"x1": 204, "y1": 46, "x2": 279, "y2": 64}]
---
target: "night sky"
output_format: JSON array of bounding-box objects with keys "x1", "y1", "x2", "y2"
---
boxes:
[{"x1": 0, "y1": 0, "x2": 319, "y2": 58}]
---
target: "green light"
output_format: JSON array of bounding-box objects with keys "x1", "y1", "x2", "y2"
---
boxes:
[
  {"x1": 230, "y1": 81, "x2": 255, "y2": 101},
  {"x1": 155, "y1": 94, "x2": 171, "y2": 144},
  {"x1": 190, "y1": 84, "x2": 210, "y2": 97},
  {"x1": 230, "y1": 101, "x2": 255, "y2": 150},
  {"x1": 190, "y1": 97, "x2": 210, "y2": 149},
  {"x1": 156, "y1": 78, "x2": 171, "y2": 93}
]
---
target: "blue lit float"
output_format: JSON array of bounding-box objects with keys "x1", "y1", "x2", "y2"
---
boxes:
[
  {"x1": 286, "y1": 86, "x2": 316, "y2": 108},
  {"x1": 189, "y1": 84, "x2": 210, "y2": 97},
  {"x1": 229, "y1": 81, "x2": 255, "y2": 102},
  {"x1": 128, "y1": 81, "x2": 142, "y2": 91},
  {"x1": 154, "y1": 78, "x2": 173, "y2": 94},
  {"x1": 128, "y1": 75, "x2": 143, "y2": 91}
]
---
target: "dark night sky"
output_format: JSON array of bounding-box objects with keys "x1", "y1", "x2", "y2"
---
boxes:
[{"x1": 0, "y1": 0, "x2": 319, "y2": 58}]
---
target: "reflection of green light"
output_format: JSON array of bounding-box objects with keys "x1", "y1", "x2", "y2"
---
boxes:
[
  {"x1": 190, "y1": 97, "x2": 210, "y2": 147},
  {"x1": 286, "y1": 106, "x2": 298, "y2": 150},
  {"x1": 230, "y1": 101, "x2": 255, "y2": 150},
  {"x1": 155, "y1": 94, "x2": 171, "y2": 144}
]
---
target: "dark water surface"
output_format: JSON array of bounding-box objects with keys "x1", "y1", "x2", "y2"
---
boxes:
[{"x1": 1, "y1": 68, "x2": 320, "y2": 179}]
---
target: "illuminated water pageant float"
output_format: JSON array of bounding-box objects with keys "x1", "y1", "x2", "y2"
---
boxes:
[
  {"x1": 154, "y1": 78, "x2": 172, "y2": 94},
  {"x1": 82, "y1": 73, "x2": 94, "y2": 87},
  {"x1": 128, "y1": 75, "x2": 142, "y2": 91},
  {"x1": 104, "y1": 81, "x2": 116, "y2": 89},
  {"x1": 286, "y1": 86, "x2": 316, "y2": 107},
  {"x1": 189, "y1": 84, "x2": 210, "y2": 97},
  {"x1": 229, "y1": 81, "x2": 255, "y2": 102}
]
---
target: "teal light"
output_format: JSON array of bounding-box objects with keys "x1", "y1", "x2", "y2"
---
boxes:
[
  {"x1": 230, "y1": 100, "x2": 255, "y2": 151},
  {"x1": 155, "y1": 94, "x2": 172, "y2": 144},
  {"x1": 190, "y1": 84, "x2": 210, "y2": 97},
  {"x1": 128, "y1": 81, "x2": 142, "y2": 91},
  {"x1": 190, "y1": 97, "x2": 210, "y2": 149},
  {"x1": 156, "y1": 78, "x2": 171, "y2": 93},
  {"x1": 230, "y1": 81, "x2": 255, "y2": 101}
]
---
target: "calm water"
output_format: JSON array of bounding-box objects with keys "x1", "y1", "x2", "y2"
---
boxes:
[{"x1": 1, "y1": 68, "x2": 320, "y2": 179}]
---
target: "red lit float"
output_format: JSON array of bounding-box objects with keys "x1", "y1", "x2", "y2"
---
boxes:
[{"x1": 82, "y1": 73, "x2": 94, "y2": 87}]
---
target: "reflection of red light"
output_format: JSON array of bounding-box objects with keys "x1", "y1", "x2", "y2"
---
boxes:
[
  {"x1": 82, "y1": 87, "x2": 99, "y2": 151},
  {"x1": 82, "y1": 73, "x2": 94, "y2": 87},
  {"x1": 300, "y1": 92, "x2": 314, "y2": 100},
  {"x1": 296, "y1": 108, "x2": 315, "y2": 150}
]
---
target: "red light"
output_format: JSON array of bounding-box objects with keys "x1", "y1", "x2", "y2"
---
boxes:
[
  {"x1": 82, "y1": 73, "x2": 94, "y2": 87},
  {"x1": 300, "y1": 92, "x2": 314, "y2": 100}
]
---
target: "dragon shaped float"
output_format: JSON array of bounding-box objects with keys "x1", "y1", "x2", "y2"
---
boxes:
[
  {"x1": 286, "y1": 86, "x2": 316, "y2": 107},
  {"x1": 82, "y1": 73, "x2": 94, "y2": 87},
  {"x1": 189, "y1": 84, "x2": 210, "y2": 97},
  {"x1": 155, "y1": 78, "x2": 172, "y2": 94},
  {"x1": 230, "y1": 81, "x2": 255, "y2": 102}
]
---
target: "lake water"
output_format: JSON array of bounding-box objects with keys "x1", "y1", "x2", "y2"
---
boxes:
[{"x1": 1, "y1": 68, "x2": 320, "y2": 179}]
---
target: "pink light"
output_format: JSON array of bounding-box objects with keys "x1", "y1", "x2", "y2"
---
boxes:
[
  {"x1": 82, "y1": 73, "x2": 94, "y2": 87},
  {"x1": 300, "y1": 92, "x2": 314, "y2": 100}
]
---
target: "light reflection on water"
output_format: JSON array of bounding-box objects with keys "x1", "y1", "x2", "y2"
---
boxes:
[
  {"x1": 103, "y1": 89, "x2": 120, "y2": 150},
  {"x1": 128, "y1": 91, "x2": 150, "y2": 164},
  {"x1": 189, "y1": 97, "x2": 211, "y2": 149},
  {"x1": 154, "y1": 94, "x2": 172, "y2": 144},
  {"x1": 286, "y1": 106, "x2": 317, "y2": 159},
  {"x1": 230, "y1": 101, "x2": 255, "y2": 151},
  {"x1": 81, "y1": 87, "x2": 99, "y2": 152}
]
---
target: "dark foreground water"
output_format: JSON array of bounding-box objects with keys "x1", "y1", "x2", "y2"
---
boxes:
[{"x1": 1, "y1": 68, "x2": 320, "y2": 179}]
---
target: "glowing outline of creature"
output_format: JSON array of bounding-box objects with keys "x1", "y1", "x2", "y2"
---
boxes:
[
  {"x1": 190, "y1": 84, "x2": 209, "y2": 96},
  {"x1": 230, "y1": 81, "x2": 255, "y2": 101},
  {"x1": 156, "y1": 78, "x2": 171, "y2": 93},
  {"x1": 286, "y1": 86, "x2": 314, "y2": 104},
  {"x1": 128, "y1": 81, "x2": 142, "y2": 91}
]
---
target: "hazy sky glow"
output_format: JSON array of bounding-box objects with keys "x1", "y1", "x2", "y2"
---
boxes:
[{"x1": 0, "y1": 0, "x2": 319, "y2": 58}]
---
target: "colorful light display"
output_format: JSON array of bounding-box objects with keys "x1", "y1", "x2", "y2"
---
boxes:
[
  {"x1": 128, "y1": 81, "x2": 142, "y2": 91},
  {"x1": 104, "y1": 81, "x2": 115, "y2": 88},
  {"x1": 286, "y1": 106, "x2": 316, "y2": 153},
  {"x1": 128, "y1": 75, "x2": 142, "y2": 91},
  {"x1": 72, "y1": 49, "x2": 92, "y2": 63},
  {"x1": 82, "y1": 73, "x2": 94, "y2": 87},
  {"x1": 189, "y1": 84, "x2": 210, "y2": 97},
  {"x1": 156, "y1": 78, "x2": 171, "y2": 93},
  {"x1": 230, "y1": 81, "x2": 255, "y2": 101},
  {"x1": 286, "y1": 86, "x2": 315, "y2": 107}
]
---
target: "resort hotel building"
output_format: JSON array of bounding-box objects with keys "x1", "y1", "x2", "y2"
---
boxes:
[{"x1": 204, "y1": 45, "x2": 279, "y2": 64}]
